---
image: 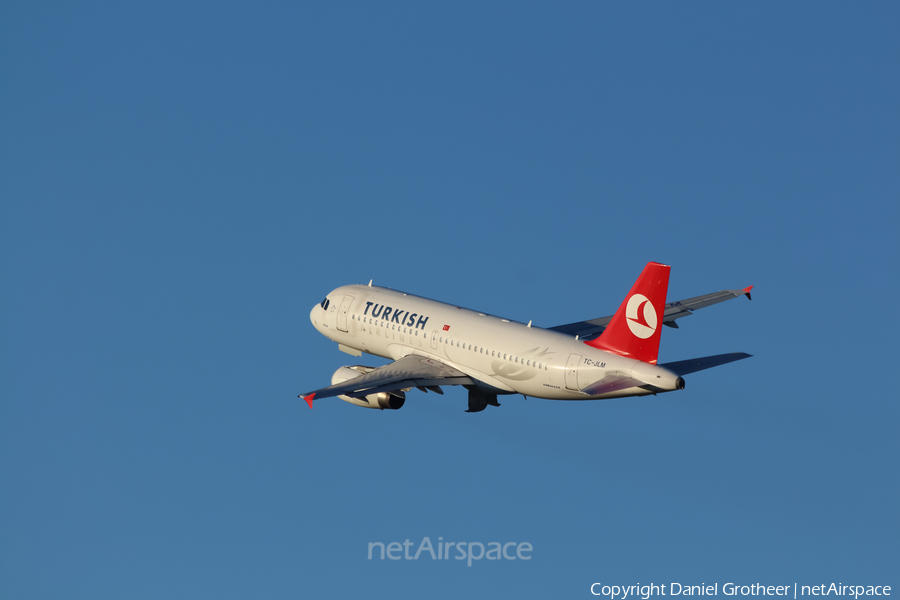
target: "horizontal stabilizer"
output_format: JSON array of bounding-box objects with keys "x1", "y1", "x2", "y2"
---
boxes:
[
  {"x1": 581, "y1": 373, "x2": 647, "y2": 395},
  {"x1": 659, "y1": 352, "x2": 752, "y2": 376}
]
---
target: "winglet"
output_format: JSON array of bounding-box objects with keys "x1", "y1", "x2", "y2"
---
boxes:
[
  {"x1": 302, "y1": 393, "x2": 315, "y2": 409},
  {"x1": 742, "y1": 285, "x2": 753, "y2": 301}
]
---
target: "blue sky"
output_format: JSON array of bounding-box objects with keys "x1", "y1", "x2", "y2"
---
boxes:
[{"x1": 1, "y1": 2, "x2": 897, "y2": 598}]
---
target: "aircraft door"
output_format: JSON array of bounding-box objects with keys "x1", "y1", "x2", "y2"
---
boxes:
[
  {"x1": 565, "y1": 353, "x2": 583, "y2": 390},
  {"x1": 336, "y1": 295, "x2": 354, "y2": 332},
  {"x1": 431, "y1": 330, "x2": 438, "y2": 350}
]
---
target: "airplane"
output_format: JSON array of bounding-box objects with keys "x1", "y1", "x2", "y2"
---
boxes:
[{"x1": 299, "y1": 262, "x2": 752, "y2": 413}]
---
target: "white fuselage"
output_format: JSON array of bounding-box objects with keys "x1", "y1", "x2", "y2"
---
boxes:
[{"x1": 310, "y1": 285, "x2": 682, "y2": 400}]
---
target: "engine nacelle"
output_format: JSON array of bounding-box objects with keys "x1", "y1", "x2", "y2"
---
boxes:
[{"x1": 331, "y1": 365, "x2": 406, "y2": 410}]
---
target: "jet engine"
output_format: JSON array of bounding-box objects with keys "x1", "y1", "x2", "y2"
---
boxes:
[{"x1": 331, "y1": 365, "x2": 406, "y2": 410}]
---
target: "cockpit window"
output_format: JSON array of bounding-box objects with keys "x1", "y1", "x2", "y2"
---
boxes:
[{"x1": 320, "y1": 298, "x2": 330, "y2": 310}]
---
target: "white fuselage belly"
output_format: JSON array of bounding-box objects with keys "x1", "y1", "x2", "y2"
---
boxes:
[{"x1": 311, "y1": 285, "x2": 673, "y2": 401}]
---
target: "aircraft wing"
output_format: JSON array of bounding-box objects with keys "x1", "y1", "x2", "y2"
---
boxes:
[
  {"x1": 548, "y1": 286, "x2": 753, "y2": 340},
  {"x1": 299, "y1": 354, "x2": 474, "y2": 407},
  {"x1": 659, "y1": 352, "x2": 752, "y2": 376}
]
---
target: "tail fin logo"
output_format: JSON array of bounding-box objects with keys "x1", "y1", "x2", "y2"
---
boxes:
[{"x1": 626, "y1": 294, "x2": 658, "y2": 339}]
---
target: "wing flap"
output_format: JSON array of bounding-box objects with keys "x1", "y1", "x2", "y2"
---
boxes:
[{"x1": 347, "y1": 376, "x2": 473, "y2": 398}]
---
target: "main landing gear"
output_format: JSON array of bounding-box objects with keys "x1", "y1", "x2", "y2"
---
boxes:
[{"x1": 465, "y1": 387, "x2": 501, "y2": 413}]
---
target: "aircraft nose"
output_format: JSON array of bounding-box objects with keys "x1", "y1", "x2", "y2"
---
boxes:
[{"x1": 310, "y1": 304, "x2": 318, "y2": 327}]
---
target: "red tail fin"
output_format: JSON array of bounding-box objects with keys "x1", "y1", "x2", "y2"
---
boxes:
[{"x1": 585, "y1": 262, "x2": 671, "y2": 364}]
